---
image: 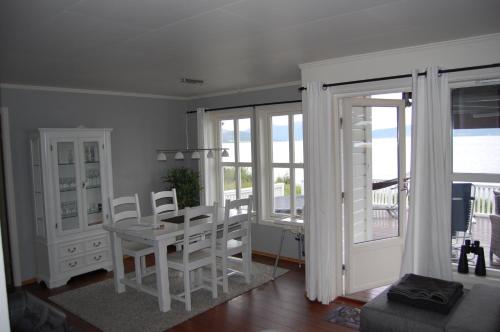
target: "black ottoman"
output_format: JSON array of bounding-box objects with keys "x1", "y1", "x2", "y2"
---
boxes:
[{"x1": 360, "y1": 284, "x2": 500, "y2": 332}]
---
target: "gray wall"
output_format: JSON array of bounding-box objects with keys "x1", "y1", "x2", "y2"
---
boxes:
[
  {"x1": 0, "y1": 87, "x2": 189, "y2": 280},
  {"x1": 189, "y1": 84, "x2": 304, "y2": 261},
  {"x1": 1, "y1": 83, "x2": 303, "y2": 281}
]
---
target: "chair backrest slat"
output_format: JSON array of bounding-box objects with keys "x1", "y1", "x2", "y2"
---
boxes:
[
  {"x1": 186, "y1": 221, "x2": 212, "y2": 237},
  {"x1": 183, "y1": 205, "x2": 218, "y2": 262},
  {"x1": 187, "y1": 239, "x2": 212, "y2": 253},
  {"x1": 227, "y1": 214, "x2": 248, "y2": 225},
  {"x1": 114, "y1": 210, "x2": 138, "y2": 222},
  {"x1": 227, "y1": 228, "x2": 246, "y2": 241},
  {"x1": 109, "y1": 194, "x2": 141, "y2": 223},
  {"x1": 222, "y1": 196, "x2": 253, "y2": 247},
  {"x1": 151, "y1": 189, "x2": 178, "y2": 222}
]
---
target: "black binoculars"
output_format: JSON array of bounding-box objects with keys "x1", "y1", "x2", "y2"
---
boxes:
[{"x1": 457, "y1": 240, "x2": 486, "y2": 276}]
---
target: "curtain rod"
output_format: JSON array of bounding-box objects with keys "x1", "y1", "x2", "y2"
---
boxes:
[
  {"x1": 186, "y1": 99, "x2": 302, "y2": 114},
  {"x1": 298, "y1": 62, "x2": 500, "y2": 91},
  {"x1": 186, "y1": 62, "x2": 500, "y2": 114}
]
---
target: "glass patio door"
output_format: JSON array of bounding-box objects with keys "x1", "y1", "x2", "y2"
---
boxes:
[{"x1": 343, "y1": 97, "x2": 408, "y2": 293}]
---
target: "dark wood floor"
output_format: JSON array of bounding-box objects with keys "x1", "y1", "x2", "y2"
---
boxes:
[{"x1": 22, "y1": 254, "x2": 359, "y2": 332}]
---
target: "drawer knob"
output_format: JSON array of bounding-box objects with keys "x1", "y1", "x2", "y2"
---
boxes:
[
  {"x1": 93, "y1": 241, "x2": 101, "y2": 247},
  {"x1": 94, "y1": 255, "x2": 102, "y2": 261},
  {"x1": 69, "y1": 261, "x2": 78, "y2": 268},
  {"x1": 68, "y1": 247, "x2": 77, "y2": 253}
]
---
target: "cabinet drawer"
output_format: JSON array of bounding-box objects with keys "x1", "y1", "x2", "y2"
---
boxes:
[
  {"x1": 58, "y1": 242, "x2": 84, "y2": 258},
  {"x1": 60, "y1": 257, "x2": 84, "y2": 273},
  {"x1": 85, "y1": 236, "x2": 108, "y2": 251},
  {"x1": 85, "y1": 250, "x2": 108, "y2": 265}
]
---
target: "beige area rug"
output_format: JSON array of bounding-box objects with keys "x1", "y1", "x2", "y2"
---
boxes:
[{"x1": 49, "y1": 261, "x2": 288, "y2": 332}]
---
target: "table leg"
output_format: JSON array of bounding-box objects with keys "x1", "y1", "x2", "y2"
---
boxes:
[
  {"x1": 272, "y1": 229, "x2": 286, "y2": 280},
  {"x1": 110, "y1": 232, "x2": 125, "y2": 293},
  {"x1": 154, "y1": 242, "x2": 171, "y2": 312}
]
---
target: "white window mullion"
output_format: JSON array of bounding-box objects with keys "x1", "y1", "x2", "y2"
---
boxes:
[
  {"x1": 217, "y1": 121, "x2": 223, "y2": 205},
  {"x1": 289, "y1": 114, "x2": 296, "y2": 216},
  {"x1": 251, "y1": 106, "x2": 260, "y2": 219},
  {"x1": 234, "y1": 119, "x2": 241, "y2": 199}
]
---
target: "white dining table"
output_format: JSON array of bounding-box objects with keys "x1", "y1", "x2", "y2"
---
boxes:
[{"x1": 103, "y1": 207, "x2": 226, "y2": 312}]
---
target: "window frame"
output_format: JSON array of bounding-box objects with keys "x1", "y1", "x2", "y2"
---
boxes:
[
  {"x1": 449, "y1": 79, "x2": 500, "y2": 184},
  {"x1": 448, "y1": 73, "x2": 500, "y2": 277},
  {"x1": 267, "y1": 111, "x2": 304, "y2": 219},
  {"x1": 254, "y1": 102, "x2": 303, "y2": 223},
  {"x1": 213, "y1": 109, "x2": 256, "y2": 207},
  {"x1": 210, "y1": 103, "x2": 304, "y2": 226}
]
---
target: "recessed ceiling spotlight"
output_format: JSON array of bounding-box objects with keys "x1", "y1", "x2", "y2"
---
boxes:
[{"x1": 180, "y1": 78, "x2": 204, "y2": 85}]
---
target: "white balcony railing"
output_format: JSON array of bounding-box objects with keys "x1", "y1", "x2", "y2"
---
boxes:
[
  {"x1": 224, "y1": 181, "x2": 498, "y2": 217},
  {"x1": 474, "y1": 183, "x2": 499, "y2": 217},
  {"x1": 223, "y1": 183, "x2": 285, "y2": 201},
  {"x1": 372, "y1": 180, "x2": 499, "y2": 217}
]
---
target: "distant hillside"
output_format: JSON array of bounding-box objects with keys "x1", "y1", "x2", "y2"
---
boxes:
[
  {"x1": 222, "y1": 125, "x2": 303, "y2": 142},
  {"x1": 223, "y1": 126, "x2": 499, "y2": 142},
  {"x1": 372, "y1": 127, "x2": 499, "y2": 138}
]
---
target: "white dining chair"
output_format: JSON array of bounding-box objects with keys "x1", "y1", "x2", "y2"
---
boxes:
[
  {"x1": 109, "y1": 194, "x2": 154, "y2": 290},
  {"x1": 151, "y1": 189, "x2": 178, "y2": 224},
  {"x1": 167, "y1": 205, "x2": 218, "y2": 311},
  {"x1": 217, "y1": 196, "x2": 253, "y2": 293}
]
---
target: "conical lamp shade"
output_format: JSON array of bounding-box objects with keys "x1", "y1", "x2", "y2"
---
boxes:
[
  {"x1": 191, "y1": 151, "x2": 201, "y2": 159},
  {"x1": 206, "y1": 150, "x2": 214, "y2": 159},
  {"x1": 156, "y1": 152, "x2": 167, "y2": 161},
  {"x1": 221, "y1": 149, "x2": 229, "y2": 157},
  {"x1": 174, "y1": 151, "x2": 184, "y2": 160}
]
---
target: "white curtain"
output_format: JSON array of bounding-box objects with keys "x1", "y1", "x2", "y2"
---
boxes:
[
  {"x1": 196, "y1": 108, "x2": 217, "y2": 205},
  {"x1": 401, "y1": 67, "x2": 453, "y2": 280},
  {"x1": 304, "y1": 82, "x2": 342, "y2": 304}
]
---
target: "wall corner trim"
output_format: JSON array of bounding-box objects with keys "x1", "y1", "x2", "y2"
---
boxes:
[{"x1": 0, "y1": 107, "x2": 22, "y2": 286}]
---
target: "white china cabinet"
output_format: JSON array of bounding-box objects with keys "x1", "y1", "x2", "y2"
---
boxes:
[{"x1": 30, "y1": 128, "x2": 114, "y2": 288}]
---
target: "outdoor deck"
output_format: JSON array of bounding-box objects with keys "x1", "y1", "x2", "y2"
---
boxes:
[{"x1": 372, "y1": 212, "x2": 499, "y2": 268}]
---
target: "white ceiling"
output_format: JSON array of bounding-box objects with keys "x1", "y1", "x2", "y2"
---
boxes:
[{"x1": 1, "y1": 0, "x2": 500, "y2": 98}]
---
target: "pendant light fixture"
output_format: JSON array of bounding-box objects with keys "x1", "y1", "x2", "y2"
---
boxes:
[{"x1": 156, "y1": 111, "x2": 229, "y2": 161}]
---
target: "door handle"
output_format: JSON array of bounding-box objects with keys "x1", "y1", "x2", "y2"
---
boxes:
[{"x1": 82, "y1": 181, "x2": 86, "y2": 189}]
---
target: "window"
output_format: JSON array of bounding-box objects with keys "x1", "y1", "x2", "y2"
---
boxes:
[
  {"x1": 218, "y1": 116, "x2": 254, "y2": 204},
  {"x1": 452, "y1": 84, "x2": 500, "y2": 175},
  {"x1": 212, "y1": 103, "x2": 304, "y2": 224},
  {"x1": 450, "y1": 83, "x2": 500, "y2": 270},
  {"x1": 270, "y1": 113, "x2": 304, "y2": 217}
]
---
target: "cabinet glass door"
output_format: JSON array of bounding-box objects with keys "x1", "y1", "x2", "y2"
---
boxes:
[
  {"x1": 56, "y1": 141, "x2": 81, "y2": 232},
  {"x1": 82, "y1": 140, "x2": 104, "y2": 227}
]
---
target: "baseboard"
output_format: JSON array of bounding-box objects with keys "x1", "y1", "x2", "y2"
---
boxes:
[
  {"x1": 21, "y1": 278, "x2": 37, "y2": 286},
  {"x1": 252, "y1": 250, "x2": 305, "y2": 264}
]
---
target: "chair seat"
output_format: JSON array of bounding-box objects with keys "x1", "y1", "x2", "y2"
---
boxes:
[
  {"x1": 167, "y1": 249, "x2": 213, "y2": 271},
  {"x1": 122, "y1": 240, "x2": 154, "y2": 255}
]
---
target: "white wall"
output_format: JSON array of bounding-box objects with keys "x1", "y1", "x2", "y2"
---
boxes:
[{"x1": 301, "y1": 33, "x2": 500, "y2": 85}]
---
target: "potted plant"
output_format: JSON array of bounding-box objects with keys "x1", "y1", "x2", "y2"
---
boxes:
[{"x1": 162, "y1": 167, "x2": 201, "y2": 209}]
